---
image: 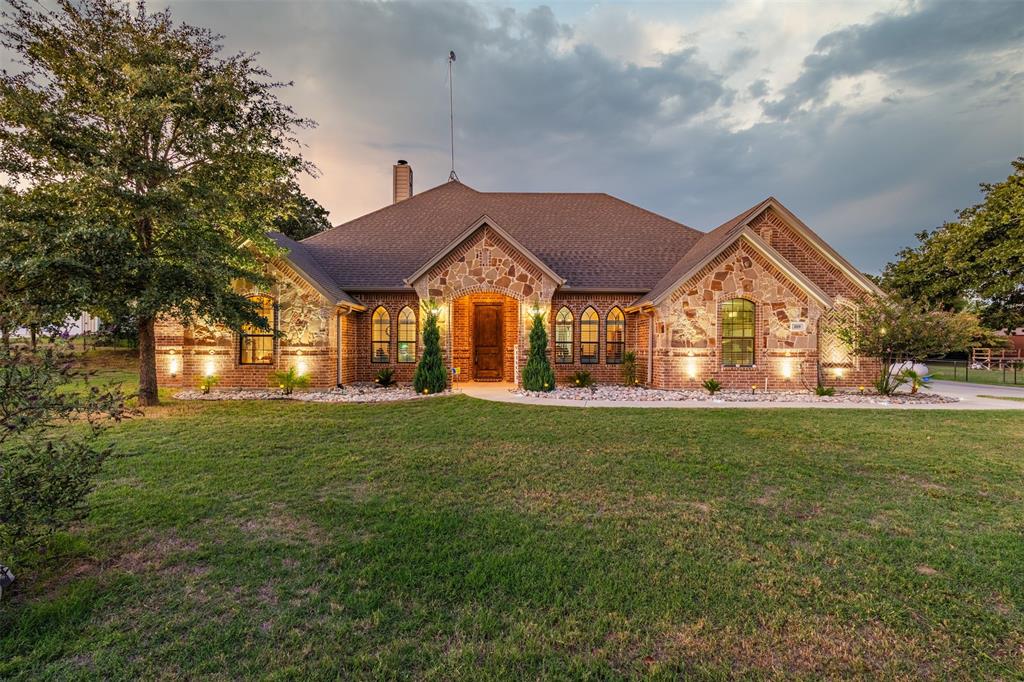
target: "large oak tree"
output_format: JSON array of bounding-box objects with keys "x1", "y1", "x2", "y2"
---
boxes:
[
  {"x1": 881, "y1": 158, "x2": 1024, "y2": 331},
  {"x1": 1, "y1": 0, "x2": 314, "y2": 404}
]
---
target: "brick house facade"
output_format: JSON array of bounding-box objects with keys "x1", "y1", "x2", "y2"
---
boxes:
[{"x1": 156, "y1": 162, "x2": 882, "y2": 391}]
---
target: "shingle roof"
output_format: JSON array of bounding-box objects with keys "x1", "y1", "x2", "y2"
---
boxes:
[
  {"x1": 302, "y1": 181, "x2": 703, "y2": 290},
  {"x1": 267, "y1": 231, "x2": 364, "y2": 308}
]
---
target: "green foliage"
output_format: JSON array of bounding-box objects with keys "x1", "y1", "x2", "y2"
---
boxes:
[
  {"x1": 834, "y1": 296, "x2": 984, "y2": 395},
  {"x1": 0, "y1": 0, "x2": 315, "y2": 404},
  {"x1": 198, "y1": 374, "x2": 220, "y2": 394},
  {"x1": 702, "y1": 378, "x2": 721, "y2": 395},
  {"x1": 571, "y1": 371, "x2": 595, "y2": 389},
  {"x1": 621, "y1": 350, "x2": 638, "y2": 386},
  {"x1": 0, "y1": 187, "x2": 89, "y2": 343},
  {"x1": 413, "y1": 303, "x2": 446, "y2": 395},
  {"x1": 272, "y1": 184, "x2": 333, "y2": 241},
  {"x1": 814, "y1": 384, "x2": 836, "y2": 397},
  {"x1": 0, "y1": 344, "x2": 130, "y2": 567},
  {"x1": 374, "y1": 367, "x2": 396, "y2": 388},
  {"x1": 271, "y1": 367, "x2": 310, "y2": 395},
  {"x1": 881, "y1": 158, "x2": 1024, "y2": 330},
  {"x1": 899, "y1": 369, "x2": 932, "y2": 395},
  {"x1": 522, "y1": 312, "x2": 555, "y2": 392}
]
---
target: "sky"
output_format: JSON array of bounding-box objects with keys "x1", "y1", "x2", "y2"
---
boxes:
[{"x1": 13, "y1": 0, "x2": 1024, "y2": 272}]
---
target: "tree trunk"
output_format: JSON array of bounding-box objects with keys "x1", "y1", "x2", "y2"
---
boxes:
[
  {"x1": 29, "y1": 326, "x2": 37, "y2": 349},
  {"x1": 137, "y1": 316, "x2": 159, "y2": 406}
]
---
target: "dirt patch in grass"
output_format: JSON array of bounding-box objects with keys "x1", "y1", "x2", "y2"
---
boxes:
[
  {"x1": 635, "y1": 615, "x2": 956, "y2": 678},
  {"x1": 514, "y1": 487, "x2": 716, "y2": 523},
  {"x1": 236, "y1": 505, "x2": 327, "y2": 546}
]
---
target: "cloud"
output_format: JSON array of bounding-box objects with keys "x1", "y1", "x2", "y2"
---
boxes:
[
  {"x1": 764, "y1": 0, "x2": 1024, "y2": 119},
  {"x1": 5, "y1": 0, "x2": 1020, "y2": 273}
]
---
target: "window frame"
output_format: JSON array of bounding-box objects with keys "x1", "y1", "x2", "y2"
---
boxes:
[
  {"x1": 554, "y1": 306, "x2": 574, "y2": 364},
  {"x1": 371, "y1": 306, "x2": 391, "y2": 364},
  {"x1": 239, "y1": 295, "x2": 276, "y2": 366},
  {"x1": 580, "y1": 306, "x2": 599, "y2": 364},
  {"x1": 397, "y1": 306, "x2": 417, "y2": 363},
  {"x1": 605, "y1": 307, "x2": 625, "y2": 364},
  {"x1": 720, "y1": 298, "x2": 756, "y2": 368}
]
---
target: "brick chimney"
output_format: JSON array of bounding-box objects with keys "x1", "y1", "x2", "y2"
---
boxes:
[{"x1": 393, "y1": 160, "x2": 413, "y2": 203}]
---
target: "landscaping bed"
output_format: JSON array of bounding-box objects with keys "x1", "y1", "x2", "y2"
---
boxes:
[
  {"x1": 174, "y1": 383, "x2": 444, "y2": 403},
  {"x1": 513, "y1": 385, "x2": 960, "y2": 404}
]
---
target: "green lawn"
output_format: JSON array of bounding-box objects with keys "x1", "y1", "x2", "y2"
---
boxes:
[
  {"x1": 928, "y1": 360, "x2": 1024, "y2": 387},
  {"x1": 2, "y1": 388, "x2": 1023, "y2": 678}
]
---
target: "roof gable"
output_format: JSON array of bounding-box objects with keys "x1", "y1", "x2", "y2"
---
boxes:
[
  {"x1": 631, "y1": 223, "x2": 833, "y2": 309},
  {"x1": 633, "y1": 196, "x2": 878, "y2": 308},
  {"x1": 405, "y1": 215, "x2": 565, "y2": 287},
  {"x1": 752, "y1": 198, "x2": 883, "y2": 297}
]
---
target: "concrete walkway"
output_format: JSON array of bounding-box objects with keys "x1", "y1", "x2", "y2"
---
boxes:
[{"x1": 457, "y1": 380, "x2": 1024, "y2": 410}]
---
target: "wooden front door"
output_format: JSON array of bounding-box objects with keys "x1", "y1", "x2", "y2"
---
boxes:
[{"x1": 473, "y1": 303, "x2": 503, "y2": 381}]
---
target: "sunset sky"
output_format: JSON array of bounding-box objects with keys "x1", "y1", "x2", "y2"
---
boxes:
[{"x1": 20, "y1": 1, "x2": 1024, "y2": 271}]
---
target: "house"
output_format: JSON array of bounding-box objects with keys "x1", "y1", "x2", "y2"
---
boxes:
[{"x1": 155, "y1": 161, "x2": 883, "y2": 390}]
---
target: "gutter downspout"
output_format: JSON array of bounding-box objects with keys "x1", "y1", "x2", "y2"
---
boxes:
[
  {"x1": 337, "y1": 306, "x2": 353, "y2": 388},
  {"x1": 647, "y1": 309, "x2": 655, "y2": 387}
]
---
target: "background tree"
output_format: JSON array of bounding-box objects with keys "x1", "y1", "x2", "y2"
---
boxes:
[
  {"x1": 0, "y1": 186, "x2": 89, "y2": 347},
  {"x1": 834, "y1": 296, "x2": 987, "y2": 394},
  {"x1": 522, "y1": 312, "x2": 555, "y2": 392},
  {"x1": 413, "y1": 303, "x2": 446, "y2": 395},
  {"x1": 272, "y1": 183, "x2": 333, "y2": 241},
  {"x1": 0, "y1": 0, "x2": 314, "y2": 405},
  {"x1": 881, "y1": 158, "x2": 1024, "y2": 330}
]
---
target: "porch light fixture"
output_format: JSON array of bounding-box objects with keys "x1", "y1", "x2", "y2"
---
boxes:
[
  {"x1": 296, "y1": 360, "x2": 308, "y2": 376},
  {"x1": 686, "y1": 354, "x2": 697, "y2": 379},
  {"x1": 168, "y1": 356, "x2": 179, "y2": 377},
  {"x1": 832, "y1": 367, "x2": 845, "y2": 379},
  {"x1": 204, "y1": 359, "x2": 216, "y2": 377},
  {"x1": 781, "y1": 357, "x2": 793, "y2": 380}
]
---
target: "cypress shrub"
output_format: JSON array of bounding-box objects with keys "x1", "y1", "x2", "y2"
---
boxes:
[
  {"x1": 522, "y1": 312, "x2": 555, "y2": 391},
  {"x1": 413, "y1": 305, "x2": 447, "y2": 395}
]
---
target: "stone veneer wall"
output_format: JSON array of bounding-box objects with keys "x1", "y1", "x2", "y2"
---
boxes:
[
  {"x1": 411, "y1": 226, "x2": 558, "y2": 303},
  {"x1": 155, "y1": 258, "x2": 339, "y2": 390},
  {"x1": 652, "y1": 241, "x2": 823, "y2": 390},
  {"x1": 748, "y1": 207, "x2": 879, "y2": 384}
]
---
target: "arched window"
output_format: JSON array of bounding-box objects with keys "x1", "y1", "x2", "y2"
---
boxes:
[
  {"x1": 371, "y1": 306, "x2": 390, "y2": 363},
  {"x1": 580, "y1": 307, "x2": 599, "y2": 364},
  {"x1": 554, "y1": 307, "x2": 573, "y2": 363},
  {"x1": 606, "y1": 307, "x2": 625, "y2": 364},
  {"x1": 397, "y1": 306, "x2": 417, "y2": 363},
  {"x1": 721, "y1": 298, "x2": 755, "y2": 367},
  {"x1": 240, "y1": 295, "x2": 275, "y2": 365}
]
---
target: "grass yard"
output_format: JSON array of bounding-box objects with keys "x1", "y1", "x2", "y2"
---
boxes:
[
  {"x1": 928, "y1": 360, "x2": 1024, "y2": 388},
  {"x1": 1, "y1": 374, "x2": 1023, "y2": 678}
]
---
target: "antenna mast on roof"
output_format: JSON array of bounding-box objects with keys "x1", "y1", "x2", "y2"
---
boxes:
[{"x1": 447, "y1": 50, "x2": 459, "y2": 182}]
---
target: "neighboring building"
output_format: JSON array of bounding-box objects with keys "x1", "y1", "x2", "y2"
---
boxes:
[{"x1": 156, "y1": 161, "x2": 883, "y2": 390}]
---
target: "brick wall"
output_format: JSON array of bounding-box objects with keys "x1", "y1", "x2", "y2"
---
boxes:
[
  {"x1": 350, "y1": 292, "x2": 421, "y2": 383},
  {"x1": 547, "y1": 293, "x2": 639, "y2": 386}
]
